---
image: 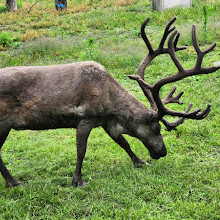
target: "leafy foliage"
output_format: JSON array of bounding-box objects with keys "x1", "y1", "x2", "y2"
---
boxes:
[
  {"x1": 0, "y1": 5, "x2": 7, "y2": 13},
  {"x1": 0, "y1": 32, "x2": 12, "y2": 47},
  {"x1": 0, "y1": 32, "x2": 21, "y2": 50}
]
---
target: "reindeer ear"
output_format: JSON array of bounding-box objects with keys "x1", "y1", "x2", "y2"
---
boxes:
[
  {"x1": 143, "y1": 111, "x2": 161, "y2": 123},
  {"x1": 153, "y1": 111, "x2": 163, "y2": 121}
]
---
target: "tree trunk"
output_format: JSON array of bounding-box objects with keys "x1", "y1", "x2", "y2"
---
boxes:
[
  {"x1": 6, "y1": 0, "x2": 17, "y2": 12},
  {"x1": 54, "y1": 0, "x2": 67, "y2": 10}
]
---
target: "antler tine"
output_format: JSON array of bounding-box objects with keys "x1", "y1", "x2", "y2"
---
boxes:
[
  {"x1": 162, "y1": 86, "x2": 184, "y2": 105},
  {"x1": 141, "y1": 18, "x2": 154, "y2": 55},
  {"x1": 136, "y1": 18, "x2": 156, "y2": 79},
  {"x1": 192, "y1": 25, "x2": 220, "y2": 72},
  {"x1": 161, "y1": 103, "x2": 193, "y2": 131},
  {"x1": 203, "y1": 42, "x2": 217, "y2": 54},
  {"x1": 173, "y1": 33, "x2": 187, "y2": 51},
  {"x1": 192, "y1": 25, "x2": 217, "y2": 54},
  {"x1": 157, "y1": 104, "x2": 211, "y2": 119},
  {"x1": 159, "y1": 17, "x2": 187, "y2": 53},
  {"x1": 192, "y1": 104, "x2": 211, "y2": 120},
  {"x1": 168, "y1": 31, "x2": 185, "y2": 73},
  {"x1": 192, "y1": 25, "x2": 200, "y2": 53},
  {"x1": 158, "y1": 17, "x2": 177, "y2": 51}
]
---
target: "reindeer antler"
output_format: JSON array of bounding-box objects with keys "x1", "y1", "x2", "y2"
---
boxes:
[
  {"x1": 129, "y1": 17, "x2": 186, "y2": 111},
  {"x1": 129, "y1": 17, "x2": 220, "y2": 130},
  {"x1": 151, "y1": 25, "x2": 219, "y2": 119},
  {"x1": 135, "y1": 17, "x2": 187, "y2": 80}
]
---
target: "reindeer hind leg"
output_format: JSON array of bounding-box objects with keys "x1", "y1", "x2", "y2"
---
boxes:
[{"x1": 0, "y1": 129, "x2": 21, "y2": 187}]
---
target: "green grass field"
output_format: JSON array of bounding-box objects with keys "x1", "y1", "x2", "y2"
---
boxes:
[{"x1": 0, "y1": 0, "x2": 219, "y2": 219}]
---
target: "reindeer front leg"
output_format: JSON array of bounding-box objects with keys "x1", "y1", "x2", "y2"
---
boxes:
[
  {"x1": 103, "y1": 126, "x2": 148, "y2": 168},
  {"x1": 113, "y1": 135, "x2": 147, "y2": 168},
  {"x1": 72, "y1": 120, "x2": 94, "y2": 187}
]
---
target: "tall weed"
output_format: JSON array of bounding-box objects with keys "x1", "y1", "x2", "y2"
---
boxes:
[{"x1": 79, "y1": 38, "x2": 100, "y2": 61}]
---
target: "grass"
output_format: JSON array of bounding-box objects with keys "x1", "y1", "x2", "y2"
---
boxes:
[{"x1": 0, "y1": 0, "x2": 220, "y2": 219}]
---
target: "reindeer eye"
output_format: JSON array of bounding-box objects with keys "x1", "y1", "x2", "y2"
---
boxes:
[
  {"x1": 153, "y1": 124, "x2": 161, "y2": 135},
  {"x1": 155, "y1": 129, "x2": 160, "y2": 135}
]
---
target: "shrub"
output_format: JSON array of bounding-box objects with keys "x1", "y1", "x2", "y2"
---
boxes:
[
  {"x1": 0, "y1": 6, "x2": 7, "y2": 13},
  {"x1": 0, "y1": 32, "x2": 12, "y2": 47},
  {"x1": 0, "y1": 32, "x2": 21, "y2": 49}
]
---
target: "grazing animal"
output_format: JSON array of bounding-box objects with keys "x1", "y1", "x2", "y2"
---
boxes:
[{"x1": 0, "y1": 18, "x2": 219, "y2": 187}]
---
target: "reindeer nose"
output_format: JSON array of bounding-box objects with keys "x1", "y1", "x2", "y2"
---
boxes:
[
  {"x1": 160, "y1": 146, "x2": 167, "y2": 157},
  {"x1": 155, "y1": 145, "x2": 167, "y2": 159},
  {"x1": 158, "y1": 143, "x2": 167, "y2": 157},
  {"x1": 150, "y1": 145, "x2": 167, "y2": 159}
]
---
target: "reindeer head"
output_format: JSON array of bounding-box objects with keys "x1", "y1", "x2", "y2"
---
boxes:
[
  {"x1": 134, "y1": 115, "x2": 167, "y2": 159},
  {"x1": 129, "y1": 17, "x2": 220, "y2": 159}
]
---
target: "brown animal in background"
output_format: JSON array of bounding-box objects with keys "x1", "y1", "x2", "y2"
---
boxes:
[{"x1": 0, "y1": 18, "x2": 219, "y2": 187}]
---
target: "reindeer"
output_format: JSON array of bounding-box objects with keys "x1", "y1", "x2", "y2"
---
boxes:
[{"x1": 0, "y1": 18, "x2": 219, "y2": 187}]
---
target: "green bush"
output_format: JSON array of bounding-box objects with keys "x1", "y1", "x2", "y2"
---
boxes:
[
  {"x1": 0, "y1": 6, "x2": 7, "y2": 13},
  {"x1": 0, "y1": 32, "x2": 12, "y2": 47},
  {"x1": 0, "y1": 32, "x2": 21, "y2": 48},
  {"x1": 79, "y1": 38, "x2": 100, "y2": 61}
]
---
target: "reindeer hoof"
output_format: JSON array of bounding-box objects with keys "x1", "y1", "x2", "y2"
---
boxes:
[
  {"x1": 134, "y1": 160, "x2": 152, "y2": 168},
  {"x1": 6, "y1": 180, "x2": 21, "y2": 188},
  {"x1": 72, "y1": 179, "x2": 87, "y2": 187}
]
